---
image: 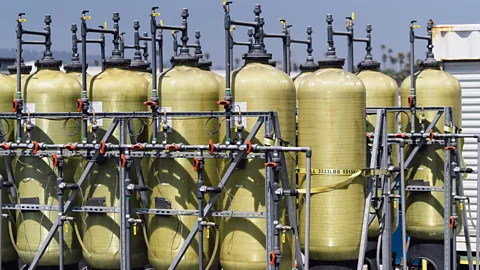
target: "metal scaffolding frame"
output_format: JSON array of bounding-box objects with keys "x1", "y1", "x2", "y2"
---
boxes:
[
  {"x1": 358, "y1": 106, "x2": 479, "y2": 270},
  {"x1": 0, "y1": 110, "x2": 312, "y2": 270}
]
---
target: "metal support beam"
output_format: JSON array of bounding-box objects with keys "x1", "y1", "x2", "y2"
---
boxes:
[
  {"x1": 358, "y1": 109, "x2": 383, "y2": 270},
  {"x1": 167, "y1": 117, "x2": 264, "y2": 270},
  {"x1": 27, "y1": 119, "x2": 119, "y2": 269},
  {"x1": 381, "y1": 110, "x2": 392, "y2": 270}
]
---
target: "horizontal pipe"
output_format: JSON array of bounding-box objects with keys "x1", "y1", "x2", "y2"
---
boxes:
[
  {"x1": 232, "y1": 41, "x2": 250, "y2": 46},
  {"x1": 87, "y1": 28, "x2": 115, "y2": 34},
  {"x1": 156, "y1": 25, "x2": 184, "y2": 32},
  {"x1": 353, "y1": 37, "x2": 368, "y2": 43},
  {"x1": 22, "y1": 40, "x2": 46, "y2": 45},
  {"x1": 264, "y1": 33, "x2": 284, "y2": 39},
  {"x1": 290, "y1": 39, "x2": 309, "y2": 45},
  {"x1": 22, "y1": 30, "x2": 47, "y2": 36},
  {"x1": 368, "y1": 132, "x2": 479, "y2": 139},
  {"x1": 77, "y1": 39, "x2": 103, "y2": 44},
  {"x1": 230, "y1": 20, "x2": 257, "y2": 28}
]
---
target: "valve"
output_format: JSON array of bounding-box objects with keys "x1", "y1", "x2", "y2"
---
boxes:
[
  {"x1": 444, "y1": 145, "x2": 457, "y2": 151},
  {"x1": 32, "y1": 141, "x2": 40, "y2": 154},
  {"x1": 77, "y1": 99, "x2": 84, "y2": 112},
  {"x1": 264, "y1": 162, "x2": 277, "y2": 168},
  {"x1": 0, "y1": 143, "x2": 11, "y2": 150},
  {"x1": 449, "y1": 216, "x2": 457, "y2": 228},
  {"x1": 52, "y1": 153, "x2": 59, "y2": 167},
  {"x1": 120, "y1": 154, "x2": 127, "y2": 168},
  {"x1": 208, "y1": 140, "x2": 216, "y2": 155},
  {"x1": 58, "y1": 182, "x2": 79, "y2": 190},
  {"x1": 64, "y1": 143, "x2": 77, "y2": 151},
  {"x1": 217, "y1": 100, "x2": 231, "y2": 107},
  {"x1": 99, "y1": 140, "x2": 106, "y2": 155},
  {"x1": 165, "y1": 144, "x2": 179, "y2": 151},
  {"x1": 131, "y1": 143, "x2": 144, "y2": 151},
  {"x1": 193, "y1": 157, "x2": 203, "y2": 172},
  {"x1": 127, "y1": 183, "x2": 149, "y2": 192},
  {"x1": 429, "y1": 129, "x2": 434, "y2": 141},
  {"x1": 12, "y1": 100, "x2": 21, "y2": 112},
  {"x1": 143, "y1": 100, "x2": 157, "y2": 107},
  {"x1": 245, "y1": 139, "x2": 253, "y2": 154}
]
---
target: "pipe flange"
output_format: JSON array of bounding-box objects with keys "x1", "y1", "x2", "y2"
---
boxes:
[
  {"x1": 171, "y1": 54, "x2": 198, "y2": 65},
  {"x1": 299, "y1": 61, "x2": 320, "y2": 72},
  {"x1": 358, "y1": 60, "x2": 381, "y2": 71},
  {"x1": 104, "y1": 58, "x2": 131, "y2": 68},
  {"x1": 420, "y1": 58, "x2": 441, "y2": 69},
  {"x1": 242, "y1": 51, "x2": 272, "y2": 62},
  {"x1": 8, "y1": 64, "x2": 32, "y2": 75},
  {"x1": 129, "y1": 60, "x2": 151, "y2": 71},
  {"x1": 318, "y1": 57, "x2": 345, "y2": 69},
  {"x1": 64, "y1": 62, "x2": 87, "y2": 72},
  {"x1": 35, "y1": 58, "x2": 63, "y2": 69},
  {"x1": 197, "y1": 59, "x2": 212, "y2": 69}
]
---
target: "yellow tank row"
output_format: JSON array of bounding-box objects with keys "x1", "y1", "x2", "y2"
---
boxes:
[{"x1": 0, "y1": 47, "x2": 461, "y2": 270}]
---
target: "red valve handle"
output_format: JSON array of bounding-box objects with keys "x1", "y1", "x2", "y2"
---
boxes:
[
  {"x1": 77, "y1": 99, "x2": 83, "y2": 113},
  {"x1": 120, "y1": 154, "x2": 127, "y2": 168},
  {"x1": 99, "y1": 141, "x2": 106, "y2": 155},
  {"x1": 32, "y1": 141, "x2": 39, "y2": 155},
  {"x1": 246, "y1": 140, "x2": 252, "y2": 155},
  {"x1": 193, "y1": 158, "x2": 199, "y2": 172},
  {"x1": 131, "y1": 144, "x2": 144, "y2": 151},
  {"x1": 52, "y1": 153, "x2": 59, "y2": 167},
  {"x1": 217, "y1": 100, "x2": 231, "y2": 106},
  {"x1": 265, "y1": 162, "x2": 277, "y2": 168},
  {"x1": 64, "y1": 143, "x2": 77, "y2": 151}
]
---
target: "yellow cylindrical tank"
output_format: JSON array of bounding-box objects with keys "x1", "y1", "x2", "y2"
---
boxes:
[
  {"x1": 219, "y1": 52, "x2": 295, "y2": 269},
  {"x1": 63, "y1": 62, "x2": 92, "y2": 89},
  {"x1": 400, "y1": 60, "x2": 462, "y2": 240},
  {"x1": 130, "y1": 60, "x2": 153, "y2": 90},
  {"x1": 146, "y1": 54, "x2": 219, "y2": 269},
  {"x1": 82, "y1": 57, "x2": 149, "y2": 269},
  {"x1": 298, "y1": 57, "x2": 366, "y2": 262},
  {"x1": 0, "y1": 73, "x2": 17, "y2": 265},
  {"x1": 198, "y1": 60, "x2": 223, "y2": 84},
  {"x1": 356, "y1": 60, "x2": 399, "y2": 238},
  {"x1": 293, "y1": 61, "x2": 319, "y2": 93},
  {"x1": 15, "y1": 58, "x2": 83, "y2": 266}
]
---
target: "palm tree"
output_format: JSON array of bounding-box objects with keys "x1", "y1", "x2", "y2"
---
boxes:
[
  {"x1": 380, "y1": 45, "x2": 387, "y2": 67},
  {"x1": 94, "y1": 60, "x2": 100, "y2": 66},
  {"x1": 234, "y1": 58, "x2": 240, "y2": 68},
  {"x1": 390, "y1": 56, "x2": 398, "y2": 71},
  {"x1": 398, "y1": 52, "x2": 405, "y2": 71},
  {"x1": 204, "y1": 52, "x2": 210, "y2": 60}
]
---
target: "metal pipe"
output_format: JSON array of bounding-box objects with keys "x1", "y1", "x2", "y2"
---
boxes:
[
  {"x1": 58, "y1": 153, "x2": 64, "y2": 270},
  {"x1": 197, "y1": 158, "x2": 204, "y2": 270},
  {"x1": 399, "y1": 140, "x2": 407, "y2": 270},
  {"x1": 477, "y1": 136, "x2": 480, "y2": 270},
  {"x1": 150, "y1": 8, "x2": 159, "y2": 144},
  {"x1": 409, "y1": 21, "x2": 416, "y2": 134},
  {"x1": 452, "y1": 160, "x2": 458, "y2": 270},
  {"x1": 81, "y1": 11, "x2": 89, "y2": 144},
  {"x1": 304, "y1": 149, "x2": 311, "y2": 270},
  {"x1": 119, "y1": 120, "x2": 127, "y2": 270},
  {"x1": 15, "y1": 15, "x2": 22, "y2": 143},
  {"x1": 223, "y1": 2, "x2": 232, "y2": 144},
  {"x1": 347, "y1": 18, "x2": 354, "y2": 72},
  {"x1": 444, "y1": 136, "x2": 452, "y2": 270}
]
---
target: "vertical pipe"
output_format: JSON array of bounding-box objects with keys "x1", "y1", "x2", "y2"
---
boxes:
[
  {"x1": 100, "y1": 32, "x2": 105, "y2": 71},
  {"x1": 399, "y1": 141, "x2": 407, "y2": 270},
  {"x1": 305, "y1": 150, "x2": 312, "y2": 270},
  {"x1": 347, "y1": 21, "x2": 354, "y2": 73},
  {"x1": 286, "y1": 42, "x2": 291, "y2": 75},
  {"x1": 224, "y1": 6, "x2": 232, "y2": 145},
  {"x1": 409, "y1": 25, "x2": 416, "y2": 134},
  {"x1": 125, "y1": 158, "x2": 131, "y2": 270},
  {"x1": 381, "y1": 112, "x2": 392, "y2": 270},
  {"x1": 16, "y1": 21, "x2": 22, "y2": 143},
  {"x1": 119, "y1": 120, "x2": 127, "y2": 270},
  {"x1": 197, "y1": 159, "x2": 204, "y2": 270},
  {"x1": 81, "y1": 18, "x2": 88, "y2": 144},
  {"x1": 265, "y1": 152, "x2": 273, "y2": 269},
  {"x1": 452, "y1": 161, "x2": 457, "y2": 270},
  {"x1": 282, "y1": 37, "x2": 288, "y2": 74},
  {"x1": 476, "y1": 136, "x2": 480, "y2": 270},
  {"x1": 444, "y1": 136, "x2": 452, "y2": 270},
  {"x1": 150, "y1": 13, "x2": 158, "y2": 145},
  {"x1": 0, "y1": 178, "x2": 3, "y2": 269},
  {"x1": 58, "y1": 163, "x2": 64, "y2": 270},
  {"x1": 158, "y1": 31, "x2": 164, "y2": 73}
]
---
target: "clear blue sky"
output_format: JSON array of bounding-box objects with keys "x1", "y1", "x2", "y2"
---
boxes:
[{"x1": 2, "y1": 0, "x2": 478, "y2": 69}]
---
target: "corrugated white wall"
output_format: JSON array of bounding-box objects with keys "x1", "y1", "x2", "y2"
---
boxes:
[{"x1": 443, "y1": 61, "x2": 479, "y2": 252}]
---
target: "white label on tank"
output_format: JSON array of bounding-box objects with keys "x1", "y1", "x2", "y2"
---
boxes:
[
  {"x1": 158, "y1": 107, "x2": 172, "y2": 132},
  {"x1": 25, "y1": 103, "x2": 36, "y2": 125},
  {"x1": 230, "y1": 102, "x2": 247, "y2": 128},
  {"x1": 89, "y1": 101, "x2": 103, "y2": 126}
]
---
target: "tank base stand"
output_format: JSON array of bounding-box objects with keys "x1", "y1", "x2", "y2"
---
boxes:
[
  {"x1": 408, "y1": 238, "x2": 459, "y2": 270},
  {"x1": 309, "y1": 259, "x2": 357, "y2": 269},
  {"x1": 20, "y1": 263, "x2": 78, "y2": 270}
]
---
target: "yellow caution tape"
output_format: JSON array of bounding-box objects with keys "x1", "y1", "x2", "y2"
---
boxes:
[
  {"x1": 296, "y1": 167, "x2": 362, "y2": 176},
  {"x1": 297, "y1": 169, "x2": 364, "y2": 194},
  {"x1": 133, "y1": 224, "x2": 137, "y2": 235},
  {"x1": 65, "y1": 223, "x2": 68, "y2": 233},
  {"x1": 281, "y1": 233, "x2": 286, "y2": 243},
  {"x1": 206, "y1": 228, "x2": 210, "y2": 239}
]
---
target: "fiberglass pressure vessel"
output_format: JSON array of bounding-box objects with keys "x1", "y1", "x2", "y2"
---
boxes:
[
  {"x1": 219, "y1": 52, "x2": 295, "y2": 270},
  {"x1": 298, "y1": 57, "x2": 366, "y2": 265},
  {"x1": 63, "y1": 62, "x2": 92, "y2": 90},
  {"x1": 146, "y1": 54, "x2": 219, "y2": 269},
  {"x1": 0, "y1": 73, "x2": 17, "y2": 266},
  {"x1": 293, "y1": 61, "x2": 319, "y2": 94},
  {"x1": 198, "y1": 60, "x2": 223, "y2": 84},
  {"x1": 15, "y1": 58, "x2": 83, "y2": 267},
  {"x1": 82, "y1": 57, "x2": 148, "y2": 269},
  {"x1": 356, "y1": 60, "x2": 399, "y2": 238},
  {"x1": 400, "y1": 59, "x2": 462, "y2": 240}
]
